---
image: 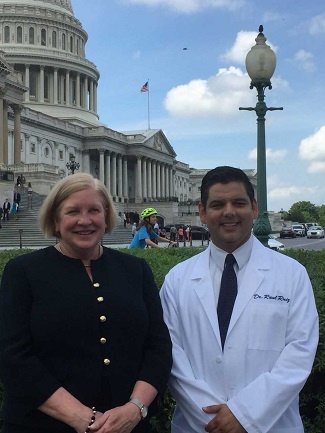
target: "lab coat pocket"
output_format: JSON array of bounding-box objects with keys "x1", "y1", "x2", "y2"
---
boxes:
[{"x1": 248, "y1": 302, "x2": 288, "y2": 351}]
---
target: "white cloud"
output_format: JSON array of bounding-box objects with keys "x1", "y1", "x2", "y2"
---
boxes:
[
  {"x1": 222, "y1": 30, "x2": 278, "y2": 65},
  {"x1": 164, "y1": 66, "x2": 254, "y2": 118},
  {"x1": 248, "y1": 148, "x2": 287, "y2": 163},
  {"x1": 307, "y1": 161, "x2": 325, "y2": 174},
  {"x1": 294, "y1": 50, "x2": 315, "y2": 72},
  {"x1": 308, "y1": 13, "x2": 325, "y2": 35},
  {"x1": 269, "y1": 185, "x2": 312, "y2": 200},
  {"x1": 123, "y1": 0, "x2": 245, "y2": 13},
  {"x1": 299, "y1": 125, "x2": 325, "y2": 170}
]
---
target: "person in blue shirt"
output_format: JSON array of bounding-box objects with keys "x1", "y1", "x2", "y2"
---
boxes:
[{"x1": 129, "y1": 207, "x2": 177, "y2": 249}]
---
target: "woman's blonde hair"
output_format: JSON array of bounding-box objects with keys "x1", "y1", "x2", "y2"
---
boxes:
[{"x1": 39, "y1": 173, "x2": 117, "y2": 238}]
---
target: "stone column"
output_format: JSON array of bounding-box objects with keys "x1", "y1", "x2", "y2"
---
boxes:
[
  {"x1": 53, "y1": 141, "x2": 58, "y2": 166},
  {"x1": 105, "y1": 151, "x2": 111, "y2": 190},
  {"x1": 0, "y1": 93, "x2": 4, "y2": 163},
  {"x1": 22, "y1": 133, "x2": 30, "y2": 164},
  {"x1": 135, "y1": 156, "x2": 142, "y2": 202},
  {"x1": 94, "y1": 82, "x2": 98, "y2": 113},
  {"x1": 89, "y1": 79, "x2": 94, "y2": 111},
  {"x1": 65, "y1": 70, "x2": 70, "y2": 105},
  {"x1": 142, "y1": 158, "x2": 147, "y2": 201},
  {"x1": 157, "y1": 163, "x2": 161, "y2": 199},
  {"x1": 13, "y1": 105, "x2": 22, "y2": 165},
  {"x1": 170, "y1": 168, "x2": 174, "y2": 199},
  {"x1": 39, "y1": 66, "x2": 44, "y2": 103},
  {"x1": 76, "y1": 73, "x2": 80, "y2": 107},
  {"x1": 111, "y1": 153, "x2": 117, "y2": 197},
  {"x1": 161, "y1": 164, "x2": 165, "y2": 198},
  {"x1": 123, "y1": 156, "x2": 128, "y2": 199},
  {"x1": 147, "y1": 159, "x2": 152, "y2": 201},
  {"x1": 82, "y1": 149, "x2": 90, "y2": 173},
  {"x1": 152, "y1": 161, "x2": 157, "y2": 200},
  {"x1": 60, "y1": 74, "x2": 65, "y2": 104},
  {"x1": 99, "y1": 150, "x2": 105, "y2": 184},
  {"x1": 53, "y1": 67, "x2": 58, "y2": 104},
  {"x1": 166, "y1": 165, "x2": 170, "y2": 199},
  {"x1": 3, "y1": 100, "x2": 9, "y2": 164},
  {"x1": 25, "y1": 64, "x2": 30, "y2": 102},
  {"x1": 84, "y1": 76, "x2": 88, "y2": 109},
  {"x1": 117, "y1": 154, "x2": 123, "y2": 198}
]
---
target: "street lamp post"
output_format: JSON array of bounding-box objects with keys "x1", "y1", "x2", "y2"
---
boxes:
[
  {"x1": 239, "y1": 25, "x2": 283, "y2": 247},
  {"x1": 66, "y1": 154, "x2": 80, "y2": 175}
]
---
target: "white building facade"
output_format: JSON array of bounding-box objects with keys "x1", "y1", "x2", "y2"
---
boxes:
[{"x1": 0, "y1": 0, "x2": 257, "y2": 225}]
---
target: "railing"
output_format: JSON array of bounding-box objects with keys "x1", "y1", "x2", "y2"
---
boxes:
[{"x1": 0, "y1": 170, "x2": 14, "y2": 181}]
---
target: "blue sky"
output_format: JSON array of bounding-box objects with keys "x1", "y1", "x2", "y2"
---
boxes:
[{"x1": 72, "y1": 0, "x2": 325, "y2": 213}]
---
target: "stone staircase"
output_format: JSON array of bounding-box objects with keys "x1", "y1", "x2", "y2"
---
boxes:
[{"x1": 0, "y1": 191, "x2": 132, "y2": 249}]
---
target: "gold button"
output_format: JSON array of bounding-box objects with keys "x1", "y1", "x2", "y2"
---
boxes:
[
  {"x1": 97, "y1": 297, "x2": 104, "y2": 302},
  {"x1": 93, "y1": 283, "x2": 100, "y2": 288},
  {"x1": 100, "y1": 315, "x2": 106, "y2": 322},
  {"x1": 100, "y1": 337, "x2": 107, "y2": 344},
  {"x1": 103, "y1": 358, "x2": 110, "y2": 365}
]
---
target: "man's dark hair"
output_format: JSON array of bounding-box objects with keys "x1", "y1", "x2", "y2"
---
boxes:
[{"x1": 200, "y1": 166, "x2": 255, "y2": 209}]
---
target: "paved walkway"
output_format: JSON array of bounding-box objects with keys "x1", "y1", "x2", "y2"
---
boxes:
[{"x1": 0, "y1": 239, "x2": 209, "y2": 251}]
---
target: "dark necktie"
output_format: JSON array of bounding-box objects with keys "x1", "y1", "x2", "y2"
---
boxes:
[{"x1": 217, "y1": 254, "x2": 237, "y2": 350}]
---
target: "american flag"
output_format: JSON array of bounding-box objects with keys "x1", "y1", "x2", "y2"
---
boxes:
[{"x1": 141, "y1": 81, "x2": 149, "y2": 93}]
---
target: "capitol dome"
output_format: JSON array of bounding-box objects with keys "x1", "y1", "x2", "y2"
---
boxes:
[{"x1": 0, "y1": 0, "x2": 100, "y2": 126}]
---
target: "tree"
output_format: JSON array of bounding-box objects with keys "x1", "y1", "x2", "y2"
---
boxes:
[
  {"x1": 317, "y1": 205, "x2": 325, "y2": 227},
  {"x1": 287, "y1": 201, "x2": 319, "y2": 223}
]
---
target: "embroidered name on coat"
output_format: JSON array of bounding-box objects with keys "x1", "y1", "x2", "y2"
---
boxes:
[{"x1": 253, "y1": 294, "x2": 290, "y2": 303}]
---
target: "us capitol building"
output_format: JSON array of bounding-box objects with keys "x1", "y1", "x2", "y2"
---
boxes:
[{"x1": 0, "y1": 0, "x2": 258, "y2": 223}]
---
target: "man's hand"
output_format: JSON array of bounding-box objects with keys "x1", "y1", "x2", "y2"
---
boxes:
[{"x1": 203, "y1": 404, "x2": 246, "y2": 433}]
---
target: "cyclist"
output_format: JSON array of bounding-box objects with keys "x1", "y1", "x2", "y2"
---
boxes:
[{"x1": 128, "y1": 207, "x2": 177, "y2": 249}]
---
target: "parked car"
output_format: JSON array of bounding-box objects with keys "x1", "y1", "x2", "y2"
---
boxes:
[
  {"x1": 304, "y1": 222, "x2": 318, "y2": 231},
  {"x1": 164, "y1": 224, "x2": 183, "y2": 232},
  {"x1": 307, "y1": 226, "x2": 325, "y2": 239},
  {"x1": 292, "y1": 224, "x2": 306, "y2": 237},
  {"x1": 268, "y1": 235, "x2": 285, "y2": 251},
  {"x1": 279, "y1": 226, "x2": 296, "y2": 238},
  {"x1": 190, "y1": 226, "x2": 210, "y2": 240}
]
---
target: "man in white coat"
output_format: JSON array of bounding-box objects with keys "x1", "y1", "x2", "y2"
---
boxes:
[{"x1": 160, "y1": 166, "x2": 318, "y2": 433}]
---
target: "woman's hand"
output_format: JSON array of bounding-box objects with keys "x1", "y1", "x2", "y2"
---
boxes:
[{"x1": 90, "y1": 403, "x2": 141, "y2": 433}]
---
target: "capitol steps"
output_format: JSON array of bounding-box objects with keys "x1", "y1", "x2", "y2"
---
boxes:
[{"x1": 0, "y1": 193, "x2": 132, "y2": 249}]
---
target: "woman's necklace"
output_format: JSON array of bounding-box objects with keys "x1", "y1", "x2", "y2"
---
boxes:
[{"x1": 56, "y1": 243, "x2": 101, "y2": 268}]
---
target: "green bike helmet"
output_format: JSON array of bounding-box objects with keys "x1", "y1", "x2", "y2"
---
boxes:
[{"x1": 141, "y1": 207, "x2": 158, "y2": 220}]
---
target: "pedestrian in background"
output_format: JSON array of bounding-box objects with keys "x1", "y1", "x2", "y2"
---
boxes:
[
  {"x1": 2, "y1": 199, "x2": 11, "y2": 221},
  {"x1": 10, "y1": 200, "x2": 18, "y2": 220},
  {"x1": 131, "y1": 222, "x2": 137, "y2": 238},
  {"x1": 129, "y1": 208, "x2": 176, "y2": 249}
]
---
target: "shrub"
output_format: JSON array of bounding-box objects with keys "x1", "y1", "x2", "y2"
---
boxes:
[{"x1": 0, "y1": 247, "x2": 323, "y2": 432}]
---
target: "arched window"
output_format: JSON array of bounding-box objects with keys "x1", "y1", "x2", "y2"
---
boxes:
[
  {"x1": 70, "y1": 36, "x2": 73, "y2": 53},
  {"x1": 29, "y1": 27, "x2": 35, "y2": 44},
  {"x1": 52, "y1": 31, "x2": 57, "y2": 48},
  {"x1": 62, "y1": 33, "x2": 66, "y2": 50},
  {"x1": 4, "y1": 26, "x2": 10, "y2": 43},
  {"x1": 41, "y1": 29, "x2": 46, "y2": 46},
  {"x1": 29, "y1": 70, "x2": 37, "y2": 98},
  {"x1": 17, "y1": 26, "x2": 22, "y2": 43}
]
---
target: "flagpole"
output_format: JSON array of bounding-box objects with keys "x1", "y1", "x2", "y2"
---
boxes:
[{"x1": 147, "y1": 78, "x2": 150, "y2": 130}]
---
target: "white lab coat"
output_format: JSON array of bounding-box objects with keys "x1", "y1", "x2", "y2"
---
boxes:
[{"x1": 160, "y1": 237, "x2": 319, "y2": 433}]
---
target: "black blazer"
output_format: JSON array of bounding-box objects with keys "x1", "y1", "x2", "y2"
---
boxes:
[{"x1": 0, "y1": 247, "x2": 172, "y2": 432}]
